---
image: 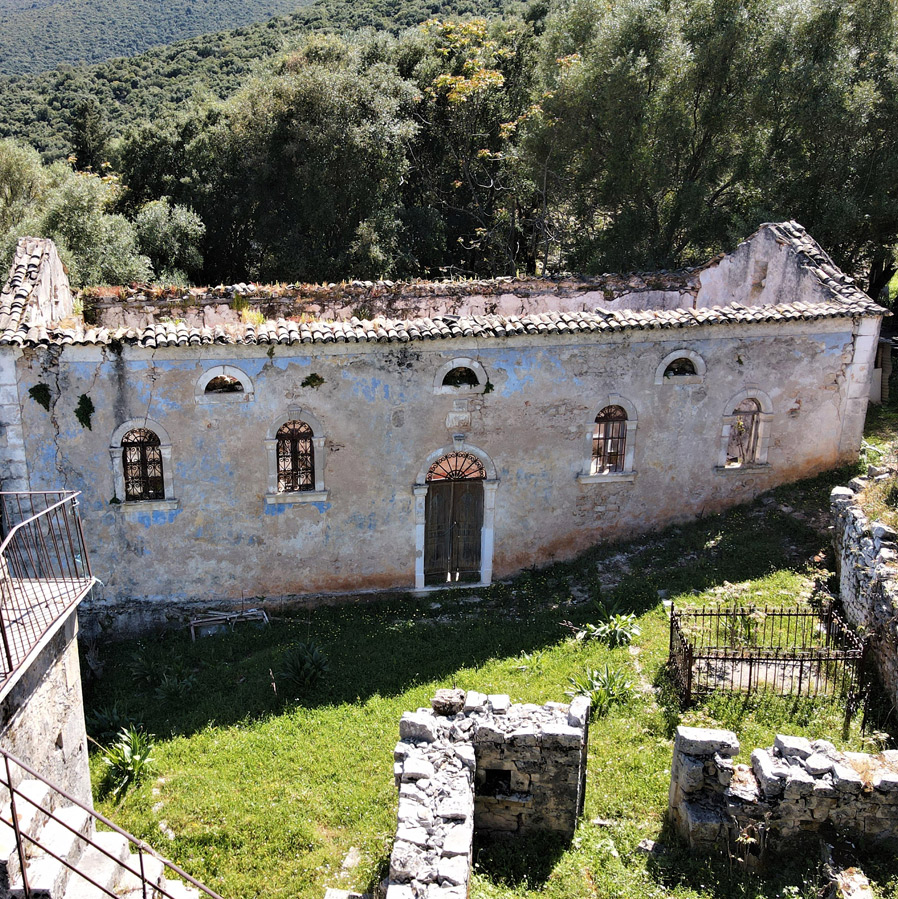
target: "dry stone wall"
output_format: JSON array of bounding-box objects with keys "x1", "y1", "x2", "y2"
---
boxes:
[
  {"x1": 831, "y1": 478, "x2": 898, "y2": 712},
  {"x1": 387, "y1": 690, "x2": 589, "y2": 899},
  {"x1": 668, "y1": 726, "x2": 898, "y2": 854}
]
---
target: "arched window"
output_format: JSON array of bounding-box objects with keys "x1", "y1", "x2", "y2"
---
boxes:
[
  {"x1": 717, "y1": 390, "x2": 773, "y2": 470},
  {"x1": 664, "y1": 358, "x2": 696, "y2": 378},
  {"x1": 195, "y1": 365, "x2": 254, "y2": 404},
  {"x1": 441, "y1": 368, "x2": 480, "y2": 389},
  {"x1": 205, "y1": 375, "x2": 243, "y2": 394},
  {"x1": 122, "y1": 428, "x2": 165, "y2": 500},
  {"x1": 264, "y1": 408, "x2": 327, "y2": 504},
  {"x1": 726, "y1": 399, "x2": 762, "y2": 466},
  {"x1": 426, "y1": 452, "x2": 486, "y2": 481},
  {"x1": 591, "y1": 406, "x2": 628, "y2": 474},
  {"x1": 654, "y1": 350, "x2": 706, "y2": 385},
  {"x1": 433, "y1": 358, "x2": 489, "y2": 394},
  {"x1": 109, "y1": 419, "x2": 177, "y2": 508},
  {"x1": 276, "y1": 421, "x2": 315, "y2": 492}
]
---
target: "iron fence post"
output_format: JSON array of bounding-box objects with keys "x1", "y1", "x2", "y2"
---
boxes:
[{"x1": 4, "y1": 754, "x2": 31, "y2": 899}]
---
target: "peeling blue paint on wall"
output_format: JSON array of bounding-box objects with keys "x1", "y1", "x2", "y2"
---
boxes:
[
  {"x1": 136, "y1": 509, "x2": 181, "y2": 528},
  {"x1": 342, "y1": 370, "x2": 390, "y2": 402},
  {"x1": 311, "y1": 502, "x2": 331, "y2": 513},
  {"x1": 264, "y1": 503, "x2": 287, "y2": 515}
]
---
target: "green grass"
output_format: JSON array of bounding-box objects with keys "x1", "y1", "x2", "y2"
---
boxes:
[{"x1": 83, "y1": 454, "x2": 898, "y2": 899}]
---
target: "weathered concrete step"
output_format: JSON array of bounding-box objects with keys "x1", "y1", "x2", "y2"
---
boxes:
[
  {"x1": 1, "y1": 780, "x2": 55, "y2": 881},
  {"x1": 63, "y1": 832, "x2": 130, "y2": 899},
  {"x1": 9, "y1": 806, "x2": 94, "y2": 899},
  {"x1": 158, "y1": 877, "x2": 201, "y2": 899},
  {"x1": 115, "y1": 851, "x2": 165, "y2": 896}
]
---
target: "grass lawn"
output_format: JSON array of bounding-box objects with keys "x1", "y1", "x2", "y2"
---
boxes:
[{"x1": 84, "y1": 419, "x2": 898, "y2": 899}]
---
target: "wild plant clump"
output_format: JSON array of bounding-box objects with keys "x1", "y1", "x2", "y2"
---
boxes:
[
  {"x1": 566, "y1": 664, "x2": 633, "y2": 717},
  {"x1": 564, "y1": 600, "x2": 641, "y2": 648},
  {"x1": 101, "y1": 726, "x2": 155, "y2": 800},
  {"x1": 276, "y1": 640, "x2": 329, "y2": 696}
]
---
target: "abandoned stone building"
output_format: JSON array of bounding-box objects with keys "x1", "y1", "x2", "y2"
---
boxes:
[{"x1": 0, "y1": 222, "x2": 886, "y2": 630}]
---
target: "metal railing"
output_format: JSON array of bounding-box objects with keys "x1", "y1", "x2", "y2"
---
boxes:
[
  {"x1": 0, "y1": 747, "x2": 225, "y2": 899},
  {"x1": 0, "y1": 491, "x2": 95, "y2": 690},
  {"x1": 669, "y1": 602, "x2": 867, "y2": 710}
]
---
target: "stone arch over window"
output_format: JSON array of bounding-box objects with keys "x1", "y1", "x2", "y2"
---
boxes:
[
  {"x1": 109, "y1": 418, "x2": 177, "y2": 508},
  {"x1": 654, "y1": 349, "x2": 706, "y2": 385},
  {"x1": 578, "y1": 394, "x2": 638, "y2": 482},
  {"x1": 413, "y1": 440, "x2": 498, "y2": 590},
  {"x1": 718, "y1": 389, "x2": 773, "y2": 468},
  {"x1": 264, "y1": 407, "x2": 327, "y2": 504},
  {"x1": 195, "y1": 365, "x2": 254, "y2": 404},
  {"x1": 433, "y1": 358, "x2": 490, "y2": 395}
]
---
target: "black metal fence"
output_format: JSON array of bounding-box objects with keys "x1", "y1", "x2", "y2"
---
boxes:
[
  {"x1": 669, "y1": 602, "x2": 867, "y2": 710},
  {"x1": 0, "y1": 491, "x2": 95, "y2": 688}
]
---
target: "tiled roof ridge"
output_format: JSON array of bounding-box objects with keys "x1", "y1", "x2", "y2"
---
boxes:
[
  {"x1": 760, "y1": 220, "x2": 874, "y2": 309},
  {"x1": 2, "y1": 298, "x2": 882, "y2": 348},
  {"x1": 0, "y1": 236, "x2": 51, "y2": 335}
]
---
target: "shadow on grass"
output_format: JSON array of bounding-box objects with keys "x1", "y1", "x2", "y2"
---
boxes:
[
  {"x1": 646, "y1": 822, "x2": 828, "y2": 899},
  {"x1": 83, "y1": 477, "x2": 852, "y2": 742},
  {"x1": 472, "y1": 832, "x2": 569, "y2": 889}
]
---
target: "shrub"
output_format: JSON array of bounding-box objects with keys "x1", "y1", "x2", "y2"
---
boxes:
[
  {"x1": 568, "y1": 600, "x2": 641, "y2": 648},
  {"x1": 276, "y1": 640, "x2": 329, "y2": 696},
  {"x1": 566, "y1": 664, "x2": 633, "y2": 717},
  {"x1": 102, "y1": 726, "x2": 155, "y2": 799},
  {"x1": 86, "y1": 702, "x2": 137, "y2": 743},
  {"x1": 153, "y1": 670, "x2": 197, "y2": 703}
]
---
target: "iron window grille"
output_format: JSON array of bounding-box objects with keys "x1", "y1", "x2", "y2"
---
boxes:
[
  {"x1": 121, "y1": 428, "x2": 165, "y2": 501},
  {"x1": 277, "y1": 421, "x2": 315, "y2": 492},
  {"x1": 591, "y1": 405, "x2": 627, "y2": 474},
  {"x1": 426, "y1": 452, "x2": 486, "y2": 481}
]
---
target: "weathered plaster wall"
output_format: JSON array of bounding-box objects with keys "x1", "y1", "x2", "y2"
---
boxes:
[
  {"x1": 0, "y1": 609, "x2": 91, "y2": 805},
  {"x1": 831, "y1": 479, "x2": 898, "y2": 713},
  {"x1": 13, "y1": 314, "x2": 872, "y2": 629}
]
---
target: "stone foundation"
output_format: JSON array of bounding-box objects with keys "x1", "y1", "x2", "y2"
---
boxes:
[
  {"x1": 831, "y1": 478, "x2": 898, "y2": 712},
  {"x1": 668, "y1": 726, "x2": 898, "y2": 855},
  {"x1": 387, "y1": 690, "x2": 590, "y2": 899},
  {"x1": 0, "y1": 608, "x2": 91, "y2": 806}
]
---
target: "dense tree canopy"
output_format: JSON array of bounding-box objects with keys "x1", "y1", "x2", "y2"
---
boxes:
[{"x1": 1, "y1": 0, "x2": 896, "y2": 293}]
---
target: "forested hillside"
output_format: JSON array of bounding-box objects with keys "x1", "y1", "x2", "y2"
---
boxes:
[
  {"x1": 0, "y1": 0, "x2": 511, "y2": 159},
  {"x1": 1, "y1": 0, "x2": 896, "y2": 302},
  {"x1": 0, "y1": 0, "x2": 315, "y2": 75}
]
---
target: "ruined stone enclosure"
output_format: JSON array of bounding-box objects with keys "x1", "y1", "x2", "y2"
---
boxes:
[
  {"x1": 0, "y1": 222, "x2": 885, "y2": 629},
  {"x1": 387, "y1": 690, "x2": 590, "y2": 899}
]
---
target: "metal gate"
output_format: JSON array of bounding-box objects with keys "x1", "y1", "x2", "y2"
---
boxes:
[{"x1": 424, "y1": 453, "x2": 485, "y2": 585}]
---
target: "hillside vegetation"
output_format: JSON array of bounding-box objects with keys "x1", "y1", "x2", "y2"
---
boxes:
[
  {"x1": 0, "y1": 0, "x2": 315, "y2": 75},
  {"x1": 0, "y1": 0, "x2": 511, "y2": 159},
  {"x1": 1, "y1": 0, "x2": 896, "y2": 299}
]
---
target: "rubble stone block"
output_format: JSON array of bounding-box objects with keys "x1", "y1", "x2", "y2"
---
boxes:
[{"x1": 675, "y1": 726, "x2": 739, "y2": 758}]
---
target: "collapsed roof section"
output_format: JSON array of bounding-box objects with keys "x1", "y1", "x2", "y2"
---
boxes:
[{"x1": 0, "y1": 222, "x2": 885, "y2": 349}]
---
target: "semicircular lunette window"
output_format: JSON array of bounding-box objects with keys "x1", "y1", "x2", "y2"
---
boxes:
[
  {"x1": 441, "y1": 367, "x2": 480, "y2": 389},
  {"x1": 426, "y1": 452, "x2": 486, "y2": 481},
  {"x1": 664, "y1": 358, "x2": 697, "y2": 378},
  {"x1": 205, "y1": 375, "x2": 244, "y2": 394}
]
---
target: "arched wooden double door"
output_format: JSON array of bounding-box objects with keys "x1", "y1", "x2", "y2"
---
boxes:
[{"x1": 424, "y1": 452, "x2": 485, "y2": 585}]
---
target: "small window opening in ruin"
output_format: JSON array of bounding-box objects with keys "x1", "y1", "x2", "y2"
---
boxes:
[
  {"x1": 442, "y1": 367, "x2": 480, "y2": 389},
  {"x1": 480, "y1": 769, "x2": 512, "y2": 797},
  {"x1": 591, "y1": 405, "x2": 627, "y2": 474},
  {"x1": 726, "y1": 398, "x2": 761, "y2": 466},
  {"x1": 121, "y1": 428, "x2": 165, "y2": 501},
  {"x1": 664, "y1": 358, "x2": 697, "y2": 378},
  {"x1": 205, "y1": 375, "x2": 244, "y2": 394}
]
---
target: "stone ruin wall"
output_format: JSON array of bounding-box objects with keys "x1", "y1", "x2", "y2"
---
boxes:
[
  {"x1": 831, "y1": 478, "x2": 898, "y2": 713},
  {"x1": 386, "y1": 690, "x2": 590, "y2": 899},
  {"x1": 88, "y1": 276, "x2": 697, "y2": 332},
  {"x1": 668, "y1": 726, "x2": 898, "y2": 855}
]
